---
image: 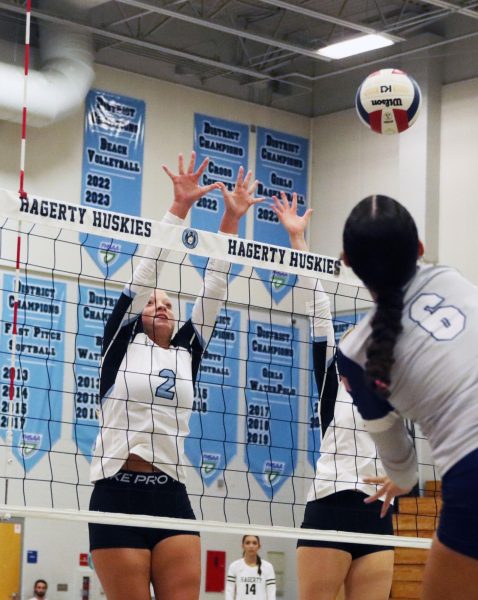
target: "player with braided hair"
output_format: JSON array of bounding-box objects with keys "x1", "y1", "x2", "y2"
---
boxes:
[
  {"x1": 338, "y1": 195, "x2": 478, "y2": 600},
  {"x1": 226, "y1": 535, "x2": 276, "y2": 600}
]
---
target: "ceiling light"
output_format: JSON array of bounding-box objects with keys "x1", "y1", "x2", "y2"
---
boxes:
[{"x1": 317, "y1": 34, "x2": 394, "y2": 59}]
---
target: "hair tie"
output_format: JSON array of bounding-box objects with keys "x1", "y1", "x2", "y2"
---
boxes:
[{"x1": 374, "y1": 379, "x2": 389, "y2": 391}]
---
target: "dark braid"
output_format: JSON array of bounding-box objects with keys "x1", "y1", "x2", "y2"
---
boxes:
[
  {"x1": 366, "y1": 287, "x2": 405, "y2": 398},
  {"x1": 343, "y1": 195, "x2": 419, "y2": 398},
  {"x1": 257, "y1": 554, "x2": 262, "y2": 576}
]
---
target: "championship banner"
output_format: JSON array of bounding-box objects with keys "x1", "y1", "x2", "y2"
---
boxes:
[
  {"x1": 0, "y1": 275, "x2": 66, "y2": 470},
  {"x1": 333, "y1": 311, "x2": 368, "y2": 344},
  {"x1": 253, "y1": 128, "x2": 309, "y2": 303},
  {"x1": 245, "y1": 320, "x2": 300, "y2": 497},
  {"x1": 184, "y1": 306, "x2": 241, "y2": 485},
  {"x1": 80, "y1": 89, "x2": 145, "y2": 276},
  {"x1": 74, "y1": 285, "x2": 119, "y2": 462},
  {"x1": 192, "y1": 114, "x2": 249, "y2": 278}
]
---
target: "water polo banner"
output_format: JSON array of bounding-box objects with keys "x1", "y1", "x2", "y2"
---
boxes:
[
  {"x1": 245, "y1": 320, "x2": 300, "y2": 497},
  {"x1": 192, "y1": 113, "x2": 249, "y2": 278},
  {"x1": 74, "y1": 285, "x2": 119, "y2": 462},
  {"x1": 1, "y1": 190, "x2": 349, "y2": 286},
  {"x1": 80, "y1": 89, "x2": 145, "y2": 276},
  {"x1": 0, "y1": 274, "x2": 66, "y2": 471},
  {"x1": 254, "y1": 128, "x2": 309, "y2": 303},
  {"x1": 184, "y1": 306, "x2": 241, "y2": 484}
]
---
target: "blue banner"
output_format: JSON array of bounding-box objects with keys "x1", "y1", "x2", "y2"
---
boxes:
[
  {"x1": 74, "y1": 285, "x2": 119, "y2": 462},
  {"x1": 253, "y1": 128, "x2": 309, "y2": 303},
  {"x1": 80, "y1": 89, "x2": 145, "y2": 276},
  {"x1": 245, "y1": 320, "x2": 300, "y2": 497},
  {"x1": 192, "y1": 114, "x2": 249, "y2": 278},
  {"x1": 0, "y1": 275, "x2": 66, "y2": 470},
  {"x1": 184, "y1": 306, "x2": 241, "y2": 485},
  {"x1": 333, "y1": 311, "x2": 368, "y2": 344}
]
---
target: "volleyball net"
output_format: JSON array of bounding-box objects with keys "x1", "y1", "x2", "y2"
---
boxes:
[{"x1": 0, "y1": 188, "x2": 439, "y2": 548}]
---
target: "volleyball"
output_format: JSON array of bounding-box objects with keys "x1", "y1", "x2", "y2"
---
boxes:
[{"x1": 355, "y1": 68, "x2": 422, "y2": 134}]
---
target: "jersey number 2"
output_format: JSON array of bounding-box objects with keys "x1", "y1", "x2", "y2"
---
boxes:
[
  {"x1": 155, "y1": 369, "x2": 176, "y2": 400},
  {"x1": 410, "y1": 293, "x2": 465, "y2": 340}
]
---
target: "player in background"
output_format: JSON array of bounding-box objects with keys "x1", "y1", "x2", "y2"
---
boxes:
[
  {"x1": 226, "y1": 535, "x2": 276, "y2": 600},
  {"x1": 273, "y1": 192, "x2": 394, "y2": 600}
]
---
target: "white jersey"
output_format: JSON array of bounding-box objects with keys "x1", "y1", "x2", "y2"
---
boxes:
[
  {"x1": 338, "y1": 264, "x2": 478, "y2": 489},
  {"x1": 90, "y1": 211, "x2": 229, "y2": 483},
  {"x1": 301, "y1": 276, "x2": 388, "y2": 502},
  {"x1": 226, "y1": 558, "x2": 276, "y2": 600}
]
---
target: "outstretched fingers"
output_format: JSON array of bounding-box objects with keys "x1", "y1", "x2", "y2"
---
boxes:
[
  {"x1": 235, "y1": 166, "x2": 245, "y2": 188},
  {"x1": 302, "y1": 207, "x2": 314, "y2": 224},
  {"x1": 187, "y1": 151, "x2": 197, "y2": 174},
  {"x1": 199, "y1": 182, "x2": 221, "y2": 196},
  {"x1": 178, "y1": 153, "x2": 185, "y2": 175},
  {"x1": 162, "y1": 164, "x2": 175, "y2": 180},
  {"x1": 195, "y1": 156, "x2": 209, "y2": 178}
]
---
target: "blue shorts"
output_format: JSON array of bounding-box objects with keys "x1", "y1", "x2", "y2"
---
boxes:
[
  {"x1": 437, "y1": 447, "x2": 478, "y2": 559},
  {"x1": 89, "y1": 470, "x2": 199, "y2": 551},
  {"x1": 297, "y1": 490, "x2": 394, "y2": 560}
]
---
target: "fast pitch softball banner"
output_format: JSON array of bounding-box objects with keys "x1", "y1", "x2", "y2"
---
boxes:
[
  {"x1": 191, "y1": 113, "x2": 249, "y2": 278},
  {"x1": 0, "y1": 275, "x2": 66, "y2": 470},
  {"x1": 253, "y1": 128, "x2": 309, "y2": 303},
  {"x1": 245, "y1": 320, "x2": 300, "y2": 497},
  {"x1": 81, "y1": 89, "x2": 145, "y2": 276},
  {"x1": 74, "y1": 285, "x2": 119, "y2": 462},
  {"x1": 184, "y1": 306, "x2": 241, "y2": 485}
]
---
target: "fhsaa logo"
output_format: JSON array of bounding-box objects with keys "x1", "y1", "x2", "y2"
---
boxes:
[
  {"x1": 21, "y1": 433, "x2": 42, "y2": 457},
  {"x1": 201, "y1": 452, "x2": 221, "y2": 477},
  {"x1": 263, "y1": 460, "x2": 285, "y2": 486},
  {"x1": 182, "y1": 229, "x2": 198, "y2": 249},
  {"x1": 99, "y1": 241, "x2": 120, "y2": 266},
  {"x1": 271, "y1": 271, "x2": 288, "y2": 290}
]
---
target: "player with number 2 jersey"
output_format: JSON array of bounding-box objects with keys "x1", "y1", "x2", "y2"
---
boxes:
[{"x1": 88, "y1": 152, "x2": 263, "y2": 600}]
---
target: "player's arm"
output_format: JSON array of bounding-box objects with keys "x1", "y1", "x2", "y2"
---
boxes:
[
  {"x1": 337, "y1": 346, "x2": 417, "y2": 514},
  {"x1": 225, "y1": 563, "x2": 237, "y2": 600},
  {"x1": 272, "y1": 191, "x2": 336, "y2": 423},
  {"x1": 190, "y1": 167, "x2": 263, "y2": 349},
  {"x1": 265, "y1": 562, "x2": 277, "y2": 600}
]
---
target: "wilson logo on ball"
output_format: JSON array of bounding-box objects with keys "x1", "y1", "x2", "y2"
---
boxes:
[{"x1": 355, "y1": 68, "x2": 422, "y2": 134}]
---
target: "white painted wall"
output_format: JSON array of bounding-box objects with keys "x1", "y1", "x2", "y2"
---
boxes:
[{"x1": 439, "y1": 78, "x2": 478, "y2": 283}]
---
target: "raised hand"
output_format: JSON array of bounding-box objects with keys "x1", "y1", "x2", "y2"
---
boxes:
[
  {"x1": 272, "y1": 191, "x2": 313, "y2": 251},
  {"x1": 217, "y1": 166, "x2": 264, "y2": 234},
  {"x1": 363, "y1": 475, "x2": 413, "y2": 518},
  {"x1": 163, "y1": 151, "x2": 220, "y2": 219}
]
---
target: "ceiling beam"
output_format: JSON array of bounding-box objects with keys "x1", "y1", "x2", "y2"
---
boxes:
[
  {"x1": 254, "y1": 0, "x2": 380, "y2": 35},
  {"x1": 419, "y1": 0, "x2": 478, "y2": 20},
  {"x1": 113, "y1": 0, "x2": 331, "y2": 61},
  {"x1": 0, "y1": 1, "x2": 274, "y2": 81}
]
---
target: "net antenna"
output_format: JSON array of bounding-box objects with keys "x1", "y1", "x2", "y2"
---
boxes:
[{"x1": 4, "y1": 0, "x2": 31, "y2": 504}]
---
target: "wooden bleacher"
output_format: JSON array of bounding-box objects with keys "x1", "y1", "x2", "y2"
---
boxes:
[{"x1": 389, "y1": 482, "x2": 442, "y2": 599}]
